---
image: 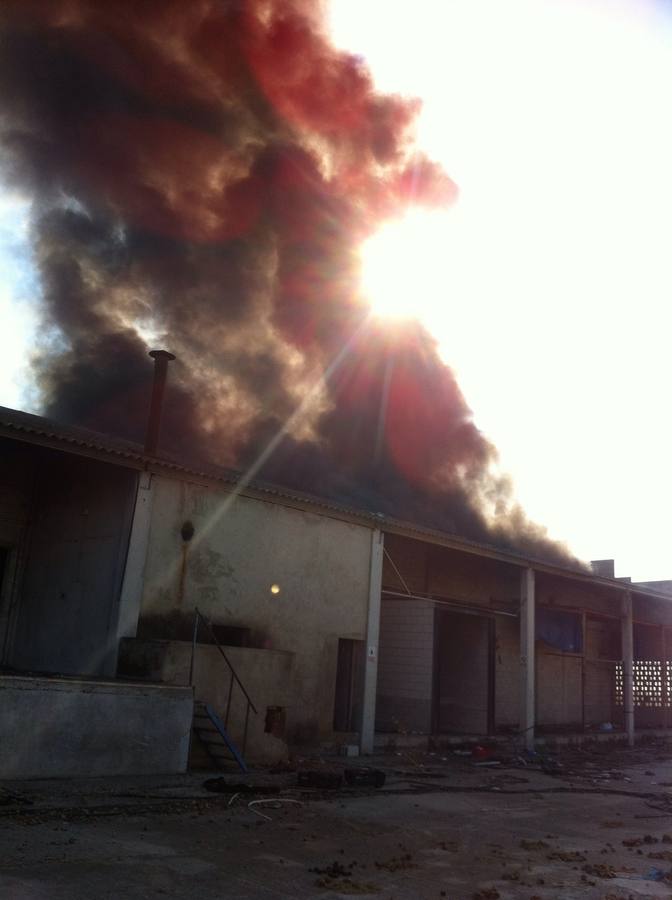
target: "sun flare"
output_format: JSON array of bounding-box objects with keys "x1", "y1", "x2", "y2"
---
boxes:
[{"x1": 359, "y1": 209, "x2": 455, "y2": 321}]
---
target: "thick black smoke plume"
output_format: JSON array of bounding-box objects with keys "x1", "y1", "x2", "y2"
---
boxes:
[{"x1": 0, "y1": 0, "x2": 580, "y2": 564}]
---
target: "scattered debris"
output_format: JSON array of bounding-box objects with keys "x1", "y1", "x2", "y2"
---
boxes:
[
  {"x1": 642, "y1": 866, "x2": 672, "y2": 883},
  {"x1": 311, "y1": 861, "x2": 379, "y2": 894},
  {"x1": 314, "y1": 876, "x2": 380, "y2": 894},
  {"x1": 311, "y1": 862, "x2": 356, "y2": 878},
  {"x1": 471, "y1": 746, "x2": 494, "y2": 761},
  {"x1": 0, "y1": 789, "x2": 32, "y2": 806},
  {"x1": 374, "y1": 853, "x2": 417, "y2": 872},
  {"x1": 297, "y1": 771, "x2": 343, "y2": 790},
  {"x1": 520, "y1": 839, "x2": 549, "y2": 851},
  {"x1": 582, "y1": 863, "x2": 617, "y2": 878},
  {"x1": 344, "y1": 768, "x2": 386, "y2": 788},
  {"x1": 548, "y1": 850, "x2": 587, "y2": 862},
  {"x1": 395, "y1": 770, "x2": 448, "y2": 779},
  {"x1": 501, "y1": 869, "x2": 521, "y2": 881},
  {"x1": 437, "y1": 840, "x2": 460, "y2": 852},
  {"x1": 622, "y1": 835, "x2": 658, "y2": 847},
  {"x1": 203, "y1": 779, "x2": 279, "y2": 795},
  {"x1": 247, "y1": 798, "x2": 303, "y2": 821}
]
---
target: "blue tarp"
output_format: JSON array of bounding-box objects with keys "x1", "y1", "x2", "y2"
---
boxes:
[{"x1": 536, "y1": 608, "x2": 582, "y2": 652}]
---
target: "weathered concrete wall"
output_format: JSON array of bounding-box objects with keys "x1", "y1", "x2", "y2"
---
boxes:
[
  {"x1": 118, "y1": 637, "x2": 294, "y2": 762},
  {"x1": 0, "y1": 675, "x2": 192, "y2": 779},
  {"x1": 376, "y1": 597, "x2": 434, "y2": 733},
  {"x1": 139, "y1": 478, "x2": 373, "y2": 745}
]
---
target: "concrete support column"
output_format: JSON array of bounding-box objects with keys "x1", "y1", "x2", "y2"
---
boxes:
[
  {"x1": 519, "y1": 567, "x2": 536, "y2": 751},
  {"x1": 360, "y1": 528, "x2": 384, "y2": 755},
  {"x1": 114, "y1": 472, "x2": 155, "y2": 651},
  {"x1": 621, "y1": 590, "x2": 635, "y2": 747}
]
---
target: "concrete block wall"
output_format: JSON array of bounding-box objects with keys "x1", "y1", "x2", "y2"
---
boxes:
[
  {"x1": 376, "y1": 597, "x2": 434, "y2": 733},
  {"x1": 0, "y1": 675, "x2": 192, "y2": 779}
]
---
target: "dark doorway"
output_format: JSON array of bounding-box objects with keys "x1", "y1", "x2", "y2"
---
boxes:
[
  {"x1": 8, "y1": 451, "x2": 136, "y2": 677},
  {"x1": 434, "y1": 610, "x2": 494, "y2": 734},
  {"x1": 0, "y1": 547, "x2": 7, "y2": 593},
  {"x1": 333, "y1": 639, "x2": 365, "y2": 732}
]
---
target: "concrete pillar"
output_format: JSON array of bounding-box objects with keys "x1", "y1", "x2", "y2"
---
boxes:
[
  {"x1": 360, "y1": 528, "x2": 384, "y2": 755},
  {"x1": 621, "y1": 590, "x2": 635, "y2": 747},
  {"x1": 114, "y1": 472, "x2": 155, "y2": 651},
  {"x1": 519, "y1": 567, "x2": 535, "y2": 751}
]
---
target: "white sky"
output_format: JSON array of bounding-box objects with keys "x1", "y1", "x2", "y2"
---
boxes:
[
  {"x1": 0, "y1": 1, "x2": 670, "y2": 579},
  {"x1": 330, "y1": 0, "x2": 672, "y2": 580}
]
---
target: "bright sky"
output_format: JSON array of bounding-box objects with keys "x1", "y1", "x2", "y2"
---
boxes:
[
  {"x1": 0, "y1": 195, "x2": 38, "y2": 410},
  {"x1": 1, "y1": 1, "x2": 670, "y2": 579},
  {"x1": 330, "y1": 0, "x2": 672, "y2": 581}
]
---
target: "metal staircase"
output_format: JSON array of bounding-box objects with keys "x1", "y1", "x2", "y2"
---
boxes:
[
  {"x1": 192, "y1": 701, "x2": 248, "y2": 773},
  {"x1": 189, "y1": 608, "x2": 258, "y2": 774}
]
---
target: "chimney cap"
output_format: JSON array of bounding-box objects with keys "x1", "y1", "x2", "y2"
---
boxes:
[{"x1": 148, "y1": 349, "x2": 176, "y2": 361}]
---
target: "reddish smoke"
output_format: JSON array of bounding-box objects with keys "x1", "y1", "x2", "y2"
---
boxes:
[{"x1": 0, "y1": 0, "x2": 578, "y2": 563}]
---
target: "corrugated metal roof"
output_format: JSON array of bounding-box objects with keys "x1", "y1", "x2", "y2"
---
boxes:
[
  {"x1": 0, "y1": 404, "x2": 669, "y2": 601},
  {"x1": 0, "y1": 405, "x2": 148, "y2": 462},
  {"x1": 0, "y1": 404, "x2": 385, "y2": 520}
]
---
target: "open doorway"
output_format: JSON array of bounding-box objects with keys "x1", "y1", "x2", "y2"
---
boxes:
[
  {"x1": 333, "y1": 638, "x2": 365, "y2": 732},
  {"x1": 434, "y1": 610, "x2": 494, "y2": 734}
]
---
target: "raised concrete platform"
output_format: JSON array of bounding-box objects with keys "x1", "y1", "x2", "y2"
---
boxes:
[
  {"x1": 118, "y1": 637, "x2": 294, "y2": 763},
  {"x1": 0, "y1": 674, "x2": 193, "y2": 779}
]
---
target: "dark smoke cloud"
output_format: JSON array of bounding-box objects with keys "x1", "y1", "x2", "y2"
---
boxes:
[{"x1": 0, "y1": 0, "x2": 580, "y2": 565}]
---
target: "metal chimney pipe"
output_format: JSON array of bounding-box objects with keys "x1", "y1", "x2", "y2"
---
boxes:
[{"x1": 144, "y1": 349, "x2": 176, "y2": 456}]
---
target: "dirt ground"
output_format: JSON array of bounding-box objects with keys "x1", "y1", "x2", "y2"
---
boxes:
[{"x1": 3, "y1": 740, "x2": 672, "y2": 899}]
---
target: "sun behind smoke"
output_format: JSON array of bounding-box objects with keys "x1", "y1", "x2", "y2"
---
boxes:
[{"x1": 359, "y1": 208, "x2": 455, "y2": 321}]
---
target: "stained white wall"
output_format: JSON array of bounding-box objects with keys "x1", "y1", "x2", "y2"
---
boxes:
[{"x1": 140, "y1": 476, "x2": 373, "y2": 743}]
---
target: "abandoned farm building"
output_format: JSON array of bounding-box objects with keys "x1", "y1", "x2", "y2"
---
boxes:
[{"x1": 1, "y1": 403, "x2": 671, "y2": 779}]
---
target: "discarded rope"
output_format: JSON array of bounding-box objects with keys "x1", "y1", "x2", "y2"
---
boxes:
[
  {"x1": 247, "y1": 798, "x2": 303, "y2": 821},
  {"x1": 248, "y1": 803, "x2": 272, "y2": 820}
]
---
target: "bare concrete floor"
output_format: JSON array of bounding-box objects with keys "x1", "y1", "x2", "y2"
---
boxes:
[{"x1": 3, "y1": 743, "x2": 672, "y2": 899}]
